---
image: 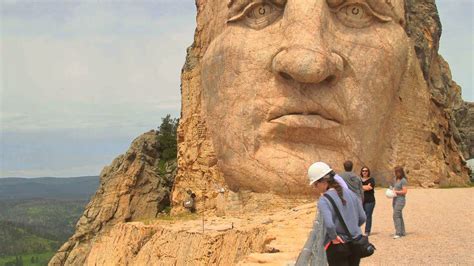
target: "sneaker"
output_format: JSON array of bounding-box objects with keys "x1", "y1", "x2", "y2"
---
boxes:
[{"x1": 393, "y1": 235, "x2": 401, "y2": 239}]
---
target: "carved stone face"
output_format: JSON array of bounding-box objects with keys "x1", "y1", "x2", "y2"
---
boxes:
[{"x1": 201, "y1": 0, "x2": 409, "y2": 194}]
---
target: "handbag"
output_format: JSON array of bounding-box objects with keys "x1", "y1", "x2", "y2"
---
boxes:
[{"x1": 324, "y1": 194, "x2": 376, "y2": 258}]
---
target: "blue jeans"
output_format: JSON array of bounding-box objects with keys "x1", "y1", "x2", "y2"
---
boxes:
[{"x1": 363, "y1": 201, "x2": 375, "y2": 234}]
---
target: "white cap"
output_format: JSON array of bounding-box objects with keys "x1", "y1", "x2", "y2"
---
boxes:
[{"x1": 308, "y1": 162, "x2": 333, "y2": 185}]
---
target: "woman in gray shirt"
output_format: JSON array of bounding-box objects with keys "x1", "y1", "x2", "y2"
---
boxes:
[{"x1": 392, "y1": 166, "x2": 408, "y2": 239}]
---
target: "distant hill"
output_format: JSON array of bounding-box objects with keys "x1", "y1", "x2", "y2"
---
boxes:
[
  {"x1": 0, "y1": 176, "x2": 98, "y2": 259},
  {"x1": 0, "y1": 176, "x2": 99, "y2": 200}
]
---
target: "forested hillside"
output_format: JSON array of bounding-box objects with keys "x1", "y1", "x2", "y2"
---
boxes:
[{"x1": 0, "y1": 176, "x2": 98, "y2": 265}]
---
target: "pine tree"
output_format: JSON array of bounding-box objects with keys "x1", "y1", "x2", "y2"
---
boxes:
[{"x1": 157, "y1": 115, "x2": 179, "y2": 162}]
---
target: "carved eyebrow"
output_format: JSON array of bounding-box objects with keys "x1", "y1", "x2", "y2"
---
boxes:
[
  {"x1": 227, "y1": 0, "x2": 287, "y2": 21},
  {"x1": 327, "y1": 0, "x2": 400, "y2": 22}
]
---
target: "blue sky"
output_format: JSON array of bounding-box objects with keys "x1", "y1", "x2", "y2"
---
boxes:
[{"x1": 0, "y1": 0, "x2": 472, "y2": 177}]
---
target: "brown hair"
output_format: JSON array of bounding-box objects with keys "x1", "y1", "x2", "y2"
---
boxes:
[
  {"x1": 360, "y1": 166, "x2": 371, "y2": 177},
  {"x1": 343, "y1": 160, "x2": 353, "y2": 171},
  {"x1": 394, "y1": 166, "x2": 407, "y2": 180},
  {"x1": 326, "y1": 171, "x2": 347, "y2": 206}
]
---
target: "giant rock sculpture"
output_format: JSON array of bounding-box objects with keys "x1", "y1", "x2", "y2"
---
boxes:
[{"x1": 172, "y1": 0, "x2": 469, "y2": 213}]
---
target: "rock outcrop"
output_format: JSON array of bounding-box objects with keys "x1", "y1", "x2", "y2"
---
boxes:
[
  {"x1": 455, "y1": 102, "x2": 474, "y2": 160},
  {"x1": 49, "y1": 131, "x2": 176, "y2": 265},
  {"x1": 68, "y1": 200, "x2": 315, "y2": 265},
  {"x1": 84, "y1": 222, "x2": 268, "y2": 265},
  {"x1": 402, "y1": 0, "x2": 470, "y2": 186}
]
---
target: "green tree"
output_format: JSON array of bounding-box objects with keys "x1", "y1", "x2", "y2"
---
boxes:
[{"x1": 157, "y1": 115, "x2": 179, "y2": 162}]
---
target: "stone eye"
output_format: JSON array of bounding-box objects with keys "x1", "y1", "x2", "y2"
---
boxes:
[
  {"x1": 349, "y1": 6, "x2": 363, "y2": 17},
  {"x1": 228, "y1": 1, "x2": 284, "y2": 30},
  {"x1": 248, "y1": 3, "x2": 272, "y2": 19},
  {"x1": 336, "y1": 3, "x2": 375, "y2": 28}
]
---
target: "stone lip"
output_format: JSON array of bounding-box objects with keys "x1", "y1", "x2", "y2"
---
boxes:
[
  {"x1": 269, "y1": 114, "x2": 341, "y2": 129},
  {"x1": 267, "y1": 92, "x2": 344, "y2": 124}
]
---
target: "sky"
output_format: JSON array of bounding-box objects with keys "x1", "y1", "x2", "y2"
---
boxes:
[{"x1": 0, "y1": 0, "x2": 473, "y2": 178}]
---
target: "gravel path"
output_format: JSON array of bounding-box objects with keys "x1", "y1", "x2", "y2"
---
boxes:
[{"x1": 362, "y1": 188, "x2": 474, "y2": 265}]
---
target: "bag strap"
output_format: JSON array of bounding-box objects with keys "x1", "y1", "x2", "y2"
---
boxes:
[{"x1": 323, "y1": 193, "x2": 353, "y2": 239}]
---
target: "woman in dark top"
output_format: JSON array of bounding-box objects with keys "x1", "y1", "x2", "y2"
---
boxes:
[{"x1": 361, "y1": 166, "x2": 375, "y2": 236}]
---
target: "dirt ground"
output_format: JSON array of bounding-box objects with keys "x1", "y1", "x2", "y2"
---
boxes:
[
  {"x1": 240, "y1": 188, "x2": 474, "y2": 265},
  {"x1": 361, "y1": 188, "x2": 474, "y2": 265}
]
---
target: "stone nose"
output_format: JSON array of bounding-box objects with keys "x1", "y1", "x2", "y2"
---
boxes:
[{"x1": 272, "y1": 47, "x2": 343, "y2": 84}]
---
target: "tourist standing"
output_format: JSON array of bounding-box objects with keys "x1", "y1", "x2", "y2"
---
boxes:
[
  {"x1": 308, "y1": 162, "x2": 366, "y2": 266},
  {"x1": 361, "y1": 166, "x2": 375, "y2": 236},
  {"x1": 339, "y1": 160, "x2": 364, "y2": 201},
  {"x1": 392, "y1": 166, "x2": 408, "y2": 239}
]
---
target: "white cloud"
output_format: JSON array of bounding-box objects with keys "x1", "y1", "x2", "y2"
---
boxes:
[
  {"x1": 1, "y1": 1, "x2": 194, "y2": 132},
  {"x1": 1, "y1": 164, "x2": 105, "y2": 178}
]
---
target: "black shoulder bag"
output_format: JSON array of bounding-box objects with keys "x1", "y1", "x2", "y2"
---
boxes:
[{"x1": 324, "y1": 194, "x2": 376, "y2": 258}]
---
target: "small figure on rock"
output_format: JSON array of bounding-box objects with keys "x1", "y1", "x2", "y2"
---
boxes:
[{"x1": 183, "y1": 190, "x2": 196, "y2": 213}]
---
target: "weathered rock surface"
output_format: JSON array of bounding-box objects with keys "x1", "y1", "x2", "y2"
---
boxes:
[
  {"x1": 84, "y1": 222, "x2": 268, "y2": 265},
  {"x1": 173, "y1": 0, "x2": 469, "y2": 211},
  {"x1": 49, "y1": 131, "x2": 176, "y2": 265},
  {"x1": 79, "y1": 199, "x2": 313, "y2": 266},
  {"x1": 455, "y1": 102, "x2": 474, "y2": 160}
]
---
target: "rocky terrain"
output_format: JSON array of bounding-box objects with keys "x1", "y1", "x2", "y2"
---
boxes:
[
  {"x1": 49, "y1": 131, "x2": 176, "y2": 265},
  {"x1": 53, "y1": 188, "x2": 473, "y2": 265}
]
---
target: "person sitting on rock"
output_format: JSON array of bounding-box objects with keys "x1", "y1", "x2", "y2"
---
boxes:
[{"x1": 183, "y1": 191, "x2": 196, "y2": 213}]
